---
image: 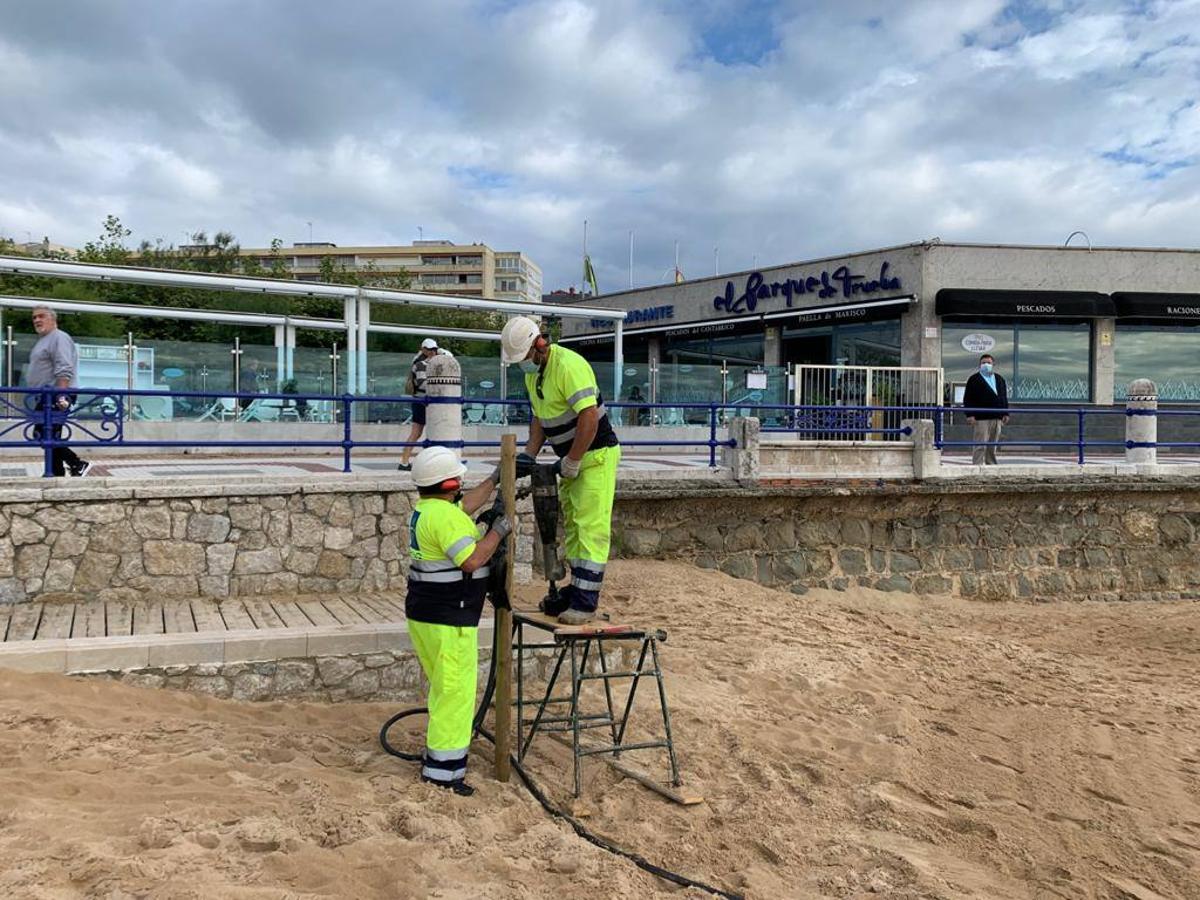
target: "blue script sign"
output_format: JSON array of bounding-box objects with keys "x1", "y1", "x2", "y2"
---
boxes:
[{"x1": 714, "y1": 262, "x2": 901, "y2": 315}]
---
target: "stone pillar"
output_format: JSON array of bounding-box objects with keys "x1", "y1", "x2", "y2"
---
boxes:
[
  {"x1": 903, "y1": 418, "x2": 940, "y2": 480},
  {"x1": 763, "y1": 325, "x2": 783, "y2": 367},
  {"x1": 1091, "y1": 317, "x2": 1115, "y2": 405},
  {"x1": 723, "y1": 416, "x2": 760, "y2": 483},
  {"x1": 424, "y1": 354, "x2": 463, "y2": 448},
  {"x1": 1125, "y1": 378, "x2": 1157, "y2": 466}
]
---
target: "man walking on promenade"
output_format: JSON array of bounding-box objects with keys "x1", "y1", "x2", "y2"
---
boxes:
[
  {"x1": 962, "y1": 353, "x2": 1009, "y2": 465},
  {"x1": 26, "y1": 306, "x2": 90, "y2": 477}
]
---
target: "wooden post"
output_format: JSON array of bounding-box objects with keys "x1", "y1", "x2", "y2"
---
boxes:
[{"x1": 494, "y1": 433, "x2": 516, "y2": 781}]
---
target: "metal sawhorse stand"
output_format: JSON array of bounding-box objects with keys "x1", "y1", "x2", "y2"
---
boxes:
[{"x1": 513, "y1": 609, "x2": 696, "y2": 804}]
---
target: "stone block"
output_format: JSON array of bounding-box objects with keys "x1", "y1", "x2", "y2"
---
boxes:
[
  {"x1": 273, "y1": 660, "x2": 316, "y2": 695},
  {"x1": 229, "y1": 504, "x2": 264, "y2": 531},
  {"x1": 223, "y1": 632, "x2": 307, "y2": 664},
  {"x1": 316, "y1": 655, "x2": 364, "y2": 686},
  {"x1": 65, "y1": 638, "x2": 152, "y2": 673},
  {"x1": 316, "y1": 551, "x2": 351, "y2": 579},
  {"x1": 719, "y1": 553, "x2": 756, "y2": 581},
  {"x1": 206, "y1": 543, "x2": 237, "y2": 576},
  {"x1": 145, "y1": 541, "x2": 207, "y2": 576},
  {"x1": 324, "y1": 527, "x2": 354, "y2": 551},
  {"x1": 52, "y1": 530, "x2": 88, "y2": 559},
  {"x1": 774, "y1": 551, "x2": 807, "y2": 581},
  {"x1": 837, "y1": 549, "x2": 868, "y2": 576},
  {"x1": 42, "y1": 559, "x2": 77, "y2": 593},
  {"x1": 0, "y1": 543, "x2": 13, "y2": 579},
  {"x1": 0, "y1": 642, "x2": 68, "y2": 673},
  {"x1": 890, "y1": 552, "x2": 922, "y2": 573},
  {"x1": 328, "y1": 497, "x2": 354, "y2": 527},
  {"x1": 375, "y1": 628, "x2": 415, "y2": 654},
  {"x1": 187, "y1": 514, "x2": 232, "y2": 544},
  {"x1": 234, "y1": 548, "x2": 283, "y2": 575},
  {"x1": 232, "y1": 672, "x2": 274, "y2": 701},
  {"x1": 308, "y1": 627, "x2": 379, "y2": 657},
  {"x1": 621, "y1": 528, "x2": 661, "y2": 556},
  {"x1": 15, "y1": 544, "x2": 50, "y2": 579},
  {"x1": 912, "y1": 574, "x2": 951, "y2": 595},
  {"x1": 10, "y1": 517, "x2": 47, "y2": 546},
  {"x1": 840, "y1": 519, "x2": 871, "y2": 547},
  {"x1": 73, "y1": 503, "x2": 127, "y2": 525},
  {"x1": 198, "y1": 576, "x2": 231, "y2": 597},
  {"x1": 148, "y1": 636, "x2": 225, "y2": 668},
  {"x1": 1159, "y1": 514, "x2": 1194, "y2": 544},
  {"x1": 874, "y1": 575, "x2": 912, "y2": 593}
]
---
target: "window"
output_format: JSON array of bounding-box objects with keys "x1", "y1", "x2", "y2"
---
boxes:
[
  {"x1": 942, "y1": 322, "x2": 1091, "y2": 401},
  {"x1": 496, "y1": 278, "x2": 518, "y2": 292},
  {"x1": 1115, "y1": 324, "x2": 1200, "y2": 402},
  {"x1": 496, "y1": 257, "x2": 520, "y2": 270}
]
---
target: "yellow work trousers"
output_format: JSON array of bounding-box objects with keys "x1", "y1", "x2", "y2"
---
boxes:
[
  {"x1": 409, "y1": 620, "x2": 478, "y2": 783},
  {"x1": 559, "y1": 444, "x2": 620, "y2": 611}
]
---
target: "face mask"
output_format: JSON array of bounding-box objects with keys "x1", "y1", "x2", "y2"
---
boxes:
[
  {"x1": 518, "y1": 359, "x2": 539, "y2": 374},
  {"x1": 980, "y1": 363, "x2": 993, "y2": 376}
]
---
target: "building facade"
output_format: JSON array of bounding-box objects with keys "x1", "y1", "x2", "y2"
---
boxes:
[
  {"x1": 560, "y1": 241, "x2": 1200, "y2": 405},
  {"x1": 238, "y1": 240, "x2": 542, "y2": 304}
]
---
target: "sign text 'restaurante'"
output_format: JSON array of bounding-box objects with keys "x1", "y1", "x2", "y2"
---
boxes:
[{"x1": 714, "y1": 262, "x2": 901, "y2": 315}]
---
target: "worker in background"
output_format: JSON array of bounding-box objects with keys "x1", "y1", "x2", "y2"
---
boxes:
[
  {"x1": 398, "y1": 338, "x2": 447, "y2": 472},
  {"x1": 406, "y1": 446, "x2": 513, "y2": 796},
  {"x1": 500, "y1": 315, "x2": 620, "y2": 625}
]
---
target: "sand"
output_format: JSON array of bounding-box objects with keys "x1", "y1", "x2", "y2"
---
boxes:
[{"x1": 2, "y1": 560, "x2": 1199, "y2": 899}]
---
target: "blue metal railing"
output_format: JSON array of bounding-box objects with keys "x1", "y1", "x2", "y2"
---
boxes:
[{"x1": 0, "y1": 386, "x2": 743, "y2": 476}]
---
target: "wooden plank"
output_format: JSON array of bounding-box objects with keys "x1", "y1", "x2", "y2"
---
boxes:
[
  {"x1": 296, "y1": 599, "x2": 339, "y2": 626},
  {"x1": 190, "y1": 600, "x2": 227, "y2": 635},
  {"x1": 244, "y1": 599, "x2": 285, "y2": 629},
  {"x1": 218, "y1": 600, "x2": 256, "y2": 631},
  {"x1": 512, "y1": 608, "x2": 641, "y2": 639},
  {"x1": 269, "y1": 600, "x2": 311, "y2": 628},
  {"x1": 132, "y1": 602, "x2": 164, "y2": 636},
  {"x1": 342, "y1": 596, "x2": 388, "y2": 624},
  {"x1": 605, "y1": 759, "x2": 704, "y2": 807},
  {"x1": 321, "y1": 598, "x2": 368, "y2": 625},
  {"x1": 163, "y1": 599, "x2": 196, "y2": 634},
  {"x1": 76, "y1": 601, "x2": 107, "y2": 639},
  {"x1": 36, "y1": 603, "x2": 75, "y2": 640},
  {"x1": 357, "y1": 595, "x2": 405, "y2": 624},
  {"x1": 5, "y1": 604, "x2": 43, "y2": 642},
  {"x1": 106, "y1": 602, "x2": 133, "y2": 637}
]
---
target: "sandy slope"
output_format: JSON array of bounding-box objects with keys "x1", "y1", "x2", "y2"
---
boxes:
[{"x1": 2, "y1": 561, "x2": 1199, "y2": 899}]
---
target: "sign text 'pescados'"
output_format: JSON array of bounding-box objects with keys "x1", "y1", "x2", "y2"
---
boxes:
[{"x1": 713, "y1": 262, "x2": 901, "y2": 315}]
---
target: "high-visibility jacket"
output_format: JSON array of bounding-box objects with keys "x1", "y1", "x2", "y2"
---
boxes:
[
  {"x1": 405, "y1": 497, "x2": 489, "y2": 627},
  {"x1": 525, "y1": 344, "x2": 619, "y2": 458}
]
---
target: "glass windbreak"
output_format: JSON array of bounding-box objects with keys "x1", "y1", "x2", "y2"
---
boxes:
[
  {"x1": 725, "y1": 364, "x2": 790, "y2": 426},
  {"x1": 941, "y1": 322, "x2": 1090, "y2": 402},
  {"x1": 1115, "y1": 325, "x2": 1200, "y2": 402},
  {"x1": 615, "y1": 363, "x2": 651, "y2": 427},
  {"x1": 460, "y1": 355, "x2": 505, "y2": 426},
  {"x1": 657, "y1": 362, "x2": 724, "y2": 425},
  {"x1": 135, "y1": 337, "x2": 238, "y2": 422}
]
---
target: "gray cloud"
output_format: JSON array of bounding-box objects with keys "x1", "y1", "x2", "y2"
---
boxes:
[{"x1": 1, "y1": 0, "x2": 1199, "y2": 293}]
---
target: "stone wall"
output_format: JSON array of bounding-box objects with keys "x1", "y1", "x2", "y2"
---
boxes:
[
  {"x1": 611, "y1": 479, "x2": 1200, "y2": 602},
  {"x1": 0, "y1": 479, "x2": 533, "y2": 605}
]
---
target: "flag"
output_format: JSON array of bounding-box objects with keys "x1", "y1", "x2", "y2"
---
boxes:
[
  {"x1": 583, "y1": 254, "x2": 599, "y2": 295},
  {"x1": 674, "y1": 266, "x2": 684, "y2": 284}
]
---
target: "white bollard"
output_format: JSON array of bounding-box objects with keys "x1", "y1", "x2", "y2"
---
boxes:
[
  {"x1": 1125, "y1": 378, "x2": 1157, "y2": 466},
  {"x1": 424, "y1": 353, "x2": 463, "y2": 449}
]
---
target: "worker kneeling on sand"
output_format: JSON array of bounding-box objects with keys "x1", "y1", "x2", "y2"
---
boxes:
[
  {"x1": 500, "y1": 315, "x2": 620, "y2": 626},
  {"x1": 407, "y1": 446, "x2": 513, "y2": 797}
]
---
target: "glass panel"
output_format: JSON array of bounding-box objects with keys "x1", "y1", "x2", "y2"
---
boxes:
[
  {"x1": 726, "y1": 364, "x2": 790, "y2": 426},
  {"x1": 460, "y1": 354, "x2": 504, "y2": 426},
  {"x1": 941, "y1": 323, "x2": 1015, "y2": 401},
  {"x1": 832, "y1": 320, "x2": 901, "y2": 367},
  {"x1": 1011, "y1": 323, "x2": 1090, "y2": 401},
  {"x1": 292, "y1": 344, "x2": 339, "y2": 423},
  {"x1": 135, "y1": 336, "x2": 237, "y2": 421},
  {"x1": 615, "y1": 363, "x2": 650, "y2": 427},
  {"x1": 364, "y1": 347, "x2": 413, "y2": 424},
  {"x1": 657, "y1": 362, "x2": 723, "y2": 425},
  {"x1": 1115, "y1": 325, "x2": 1200, "y2": 402}
]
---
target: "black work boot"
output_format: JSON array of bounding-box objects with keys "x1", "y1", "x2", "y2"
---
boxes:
[
  {"x1": 538, "y1": 585, "x2": 570, "y2": 617},
  {"x1": 422, "y1": 776, "x2": 475, "y2": 797}
]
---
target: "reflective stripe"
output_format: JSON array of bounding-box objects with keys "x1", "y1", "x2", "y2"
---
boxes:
[
  {"x1": 472, "y1": 566, "x2": 490, "y2": 580},
  {"x1": 409, "y1": 570, "x2": 466, "y2": 583},
  {"x1": 572, "y1": 575, "x2": 603, "y2": 591},
  {"x1": 426, "y1": 746, "x2": 469, "y2": 761},
  {"x1": 566, "y1": 386, "x2": 596, "y2": 406},
  {"x1": 568, "y1": 559, "x2": 607, "y2": 576},
  {"x1": 445, "y1": 535, "x2": 475, "y2": 560},
  {"x1": 548, "y1": 428, "x2": 575, "y2": 446},
  {"x1": 542, "y1": 408, "x2": 577, "y2": 428},
  {"x1": 422, "y1": 764, "x2": 468, "y2": 782},
  {"x1": 412, "y1": 559, "x2": 460, "y2": 572}
]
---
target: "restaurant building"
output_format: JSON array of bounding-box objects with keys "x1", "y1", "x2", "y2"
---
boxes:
[{"x1": 559, "y1": 241, "x2": 1200, "y2": 404}]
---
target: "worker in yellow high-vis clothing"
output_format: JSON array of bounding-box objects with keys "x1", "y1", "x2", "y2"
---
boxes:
[
  {"x1": 500, "y1": 315, "x2": 620, "y2": 626},
  {"x1": 406, "y1": 446, "x2": 513, "y2": 797}
]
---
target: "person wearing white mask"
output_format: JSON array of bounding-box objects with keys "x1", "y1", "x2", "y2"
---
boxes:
[{"x1": 962, "y1": 353, "x2": 1009, "y2": 465}]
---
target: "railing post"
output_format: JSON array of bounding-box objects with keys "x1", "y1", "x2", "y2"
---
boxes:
[
  {"x1": 41, "y1": 387, "x2": 54, "y2": 477},
  {"x1": 708, "y1": 403, "x2": 718, "y2": 468},
  {"x1": 1077, "y1": 409, "x2": 1085, "y2": 466},
  {"x1": 1125, "y1": 378, "x2": 1158, "y2": 466},
  {"x1": 934, "y1": 406, "x2": 944, "y2": 449},
  {"x1": 342, "y1": 394, "x2": 353, "y2": 473}
]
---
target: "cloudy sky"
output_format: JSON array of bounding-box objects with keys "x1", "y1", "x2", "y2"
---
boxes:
[{"x1": 1, "y1": 0, "x2": 1198, "y2": 292}]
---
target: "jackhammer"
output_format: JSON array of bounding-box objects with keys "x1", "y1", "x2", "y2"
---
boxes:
[{"x1": 528, "y1": 461, "x2": 567, "y2": 615}]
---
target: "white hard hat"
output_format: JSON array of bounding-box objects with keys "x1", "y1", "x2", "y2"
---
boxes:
[
  {"x1": 421, "y1": 338, "x2": 438, "y2": 350},
  {"x1": 501, "y1": 316, "x2": 541, "y2": 364},
  {"x1": 411, "y1": 446, "x2": 467, "y2": 488}
]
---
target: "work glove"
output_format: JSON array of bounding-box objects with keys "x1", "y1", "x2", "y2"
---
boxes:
[
  {"x1": 489, "y1": 514, "x2": 516, "y2": 540},
  {"x1": 555, "y1": 455, "x2": 581, "y2": 480},
  {"x1": 515, "y1": 452, "x2": 538, "y2": 479}
]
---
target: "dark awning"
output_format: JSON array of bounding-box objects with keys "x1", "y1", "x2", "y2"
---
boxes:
[
  {"x1": 936, "y1": 289, "x2": 1114, "y2": 318},
  {"x1": 1112, "y1": 292, "x2": 1200, "y2": 321}
]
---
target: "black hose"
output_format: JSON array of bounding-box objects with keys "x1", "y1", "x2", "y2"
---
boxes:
[{"x1": 379, "y1": 617, "x2": 742, "y2": 900}]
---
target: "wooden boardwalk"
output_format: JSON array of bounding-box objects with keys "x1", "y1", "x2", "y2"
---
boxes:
[{"x1": 0, "y1": 594, "x2": 408, "y2": 643}]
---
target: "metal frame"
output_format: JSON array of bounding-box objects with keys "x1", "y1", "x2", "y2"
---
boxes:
[
  {"x1": 513, "y1": 611, "x2": 680, "y2": 799},
  {"x1": 0, "y1": 256, "x2": 629, "y2": 400}
]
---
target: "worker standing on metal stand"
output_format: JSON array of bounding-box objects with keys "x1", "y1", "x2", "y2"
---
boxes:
[
  {"x1": 500, "y1": 316, "x2": 620, "y2": 626},
  {"x1": 406, "y1": 447, "x2": 513, "y2": 796}
]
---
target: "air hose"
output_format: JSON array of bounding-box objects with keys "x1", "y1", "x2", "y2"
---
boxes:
[{"x1": 378, "y1": 619, "x2": 742, "y2": 900}]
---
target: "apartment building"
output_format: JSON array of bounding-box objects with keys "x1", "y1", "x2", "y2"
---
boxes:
[{"x1": 238, "y1": 240, "x2": 542, "y2": 303}]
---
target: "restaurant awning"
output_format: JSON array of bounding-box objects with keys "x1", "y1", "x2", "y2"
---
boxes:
[
  {"x1": 1112, "y1": 292, "x2": 1200, "y2": 322},
  {"x1": 935, "y1": 289, "x2": 1115, "y2": 318}
]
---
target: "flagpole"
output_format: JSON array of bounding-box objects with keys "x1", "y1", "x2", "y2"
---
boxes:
[
  {"x1": 629, "y1": 230, "x2": 634, "y2": 289},
  {"x1": 583, "y1": 219, "x2": 589, "y2": 296}
]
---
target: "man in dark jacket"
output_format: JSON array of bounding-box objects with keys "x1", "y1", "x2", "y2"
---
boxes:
[{"x1": 962, "y1": 353, "x2": 1009, "y2": 465}]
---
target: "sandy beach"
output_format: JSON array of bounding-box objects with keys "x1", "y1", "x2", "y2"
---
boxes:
[{"x1": 2, "y1": 560, "x2": 1199, "y2": 899}]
